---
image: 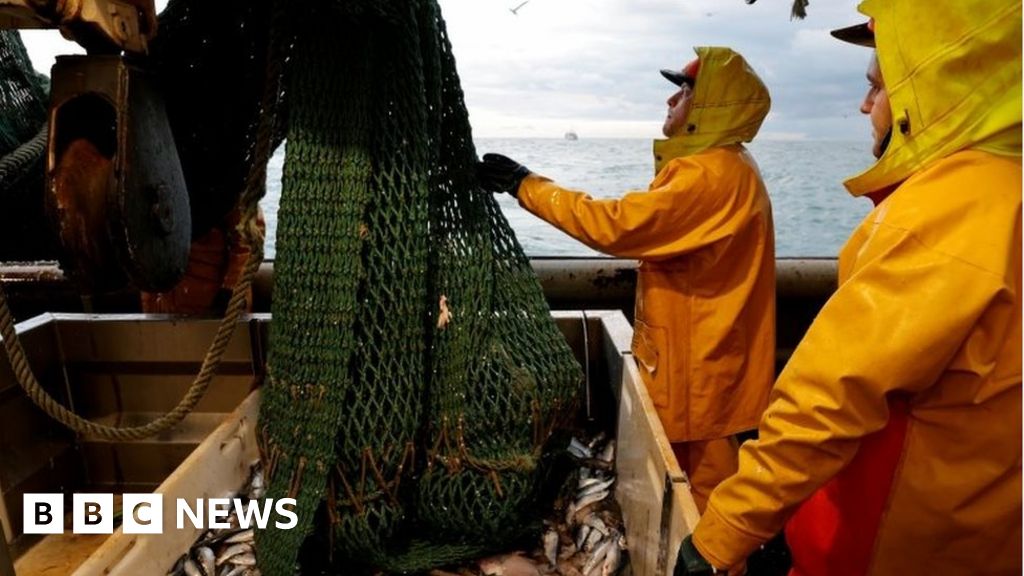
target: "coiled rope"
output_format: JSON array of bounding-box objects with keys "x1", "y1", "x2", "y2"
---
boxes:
[{"x1": 0, "y1": 248, "x2": 261, "y2": 441}]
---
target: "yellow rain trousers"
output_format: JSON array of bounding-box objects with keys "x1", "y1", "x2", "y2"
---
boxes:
[
  {"x1": 517, "y1": 47, "x2": 775, "y2": 507},
  {"x1": 692, "y1": 2, "x2": 1022, "y2": 574}
]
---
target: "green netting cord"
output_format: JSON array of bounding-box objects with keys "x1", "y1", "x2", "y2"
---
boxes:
[
  {"x1": 254, "y1": 8, "x2": 372, "y2": 574},
  {"x1": 0, "y1": 30, "x2": 46, "y2": 155},
  {"x1": 256, "y1": 1, "x2": 581, "y2": 574},
  {"x1": 0, "y1": 30, "x2": 54, "y2": 261}
]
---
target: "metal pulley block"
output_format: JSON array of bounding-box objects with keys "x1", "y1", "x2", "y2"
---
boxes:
[
  {"x1": 46, "y1": 54, "x2": 190, "y2": 292},
  {"x1": 0, "y1": 0, "x2": 157, "y2": 54}
]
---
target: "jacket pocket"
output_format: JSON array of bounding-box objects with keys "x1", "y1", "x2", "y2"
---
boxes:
[{"x1": 632, "y1": 319, "x2": 670, "y2": 408}]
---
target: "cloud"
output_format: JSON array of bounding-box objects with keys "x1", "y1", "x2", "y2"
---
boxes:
[
  {"x1": 17, "y1": 0, "x2": 872, "y2": 140},
  {"x1": 442, "y1": 0, "x2": 871, "y2": 139},
  {"x1": 20, "y1": 30, "x2": 84, "y2": 74}
]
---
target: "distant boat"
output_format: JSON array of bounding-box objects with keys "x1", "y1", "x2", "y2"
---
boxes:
[{"x1": 564, "y1": 131, "x2": 579, "y2": 141}]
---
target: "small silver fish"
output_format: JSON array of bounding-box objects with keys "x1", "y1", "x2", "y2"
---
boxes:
[
  {"x1": 573, "y1": 489, "x2": 609, "y2": 512},
  {"x1": 584, "y1": 515, "x2": 609, "y2": 537},
  {"x1": 577, "y1": 478, "x2": 614, "y2": 499},
  {"x1": 216, "y1": 543, "x2": 251, "y2": 566},
  {"x1": 568, "y1": 438, "x2": 594, "y2": 459},
  {"x1": 584, "y1": 527, "x2": 603, "y2": 551},
  {"x1": 602, "y1": 541, "x2": 622, "y2": 576},
  {"x1": 196, "y1": 546, "x2": 216, "y2": 576},
  {"x1": 230, "y1": 553, "x2": 257, "y2": 567},
  {"x1": 575, "y1": 524, "x2": 592, "y2": 551},
  {"x1": 583, "y1": 539, "x2": 615, "y2": 576},
  {"x1": 248, "y1": 468, "x2": 265, "y2": 500},
  {"x1": 183, "y1": 558, "x2": 203, "y2": 576},
  {"x1": 543, "y1": 528, "x2": 559, "y2": 567}
]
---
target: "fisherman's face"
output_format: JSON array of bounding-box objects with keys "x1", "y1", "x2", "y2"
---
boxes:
[
  {"x1": 663, "y1": 83, "x2": 694, "y2": 138},
  {"x1": 860, "y1": 55, "x2": 892, "y2": 159}
]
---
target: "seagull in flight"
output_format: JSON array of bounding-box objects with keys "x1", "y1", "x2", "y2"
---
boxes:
[{"x1": 509, "y1": 0, "x2": 530, "y2": 15}]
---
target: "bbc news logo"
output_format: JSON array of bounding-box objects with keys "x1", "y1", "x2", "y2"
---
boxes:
[{"x1": 23, "y1": 494, "x2": 298, "y2": 534}]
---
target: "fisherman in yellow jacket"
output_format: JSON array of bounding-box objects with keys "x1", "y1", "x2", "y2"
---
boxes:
[
  {"x1": 477, "y1": 47, "x2": 776, "y2": 514},
  {"x1": 675, "y1": 1, "x2": 1022, "y2": 575}
]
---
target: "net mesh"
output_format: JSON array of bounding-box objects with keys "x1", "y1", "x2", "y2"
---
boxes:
[
  {"x1": 253, "y1": 1, "x2": 582, "y2": 574},
  {"x1": 0, "y1": 31, "x2": 54, "y2": 261},
  {"x1": 0, "y1": 31, "x2": 46, "y2": 154},
  {"x1": 0, "y1": 1, "x2": 582, "y2": 572}
]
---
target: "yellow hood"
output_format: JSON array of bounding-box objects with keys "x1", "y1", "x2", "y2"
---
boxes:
[
  {"x1": 653, "y1": 46, "x2": 771, "y2": 174},
  {"x1": 844, "y1": 0, "x2": 1023, "y2": 196}
]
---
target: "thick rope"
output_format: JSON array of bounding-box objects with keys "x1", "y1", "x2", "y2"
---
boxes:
[
  {"x1": 0, "y1": 247, "x2": 261, "y2": 441},
  {"x1": 0, "y1": 124, "x2": 46, "y2": 189}
]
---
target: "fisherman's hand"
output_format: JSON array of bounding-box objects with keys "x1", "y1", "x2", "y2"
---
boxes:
[
  {"x1": 476, "y1": 153, "x2": 531, "y2": 197},
  {"x1": 674, "y1": 535, "x2": 719, "y2": 576}
]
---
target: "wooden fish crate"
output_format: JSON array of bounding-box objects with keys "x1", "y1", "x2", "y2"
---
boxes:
[{"x1": 0, "y1": 312, "x2": 698, "y2": 575}]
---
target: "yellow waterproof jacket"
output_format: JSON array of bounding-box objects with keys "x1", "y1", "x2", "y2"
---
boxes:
[
  {"x1": 517, "y1": 47, "x2": 775, "y2": 442},
  {"x1": 693, "y1": 1, "x2": 1022, "y2": 574}
]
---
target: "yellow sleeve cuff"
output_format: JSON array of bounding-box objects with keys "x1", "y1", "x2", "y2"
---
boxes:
[
  {"x1": 516, "y1": 173, "x2": 552, "y2": 210},
  {"x1": 692, "y1": 504, "x2": 767, "y2": 570}
]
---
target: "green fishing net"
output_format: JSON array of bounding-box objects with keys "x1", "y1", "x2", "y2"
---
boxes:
[
  {"x1": 0, "y1": 1, "x2": 581, "y2": 571},
  {"x1": 0, "y1": 30, "x2": 55, "y2": 261},
  {"x1": 253, "y1": 1, "x2": 582, "y2": 574}
]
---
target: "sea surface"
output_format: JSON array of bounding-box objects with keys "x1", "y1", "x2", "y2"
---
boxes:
[{"x1": 259, "y1": 139, "x2": 876, "y2": 259}]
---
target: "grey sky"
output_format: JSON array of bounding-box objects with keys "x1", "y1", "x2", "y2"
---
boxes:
[
  {"x1": 440, "y1": 0, "x2": 872, "y2": 139},
  {"x1": 21, "y1": 0, "x2": 874, "y2": 140}
]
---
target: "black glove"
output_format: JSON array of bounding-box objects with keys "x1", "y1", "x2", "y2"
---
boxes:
[
  {"x1": 674, "y1": 535, "x2": 718, "y2": 576},
  {"x1": 476, "y1": 153, "x2": 532, "y2": 197}
]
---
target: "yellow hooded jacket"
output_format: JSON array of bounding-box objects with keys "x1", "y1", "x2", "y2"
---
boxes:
[
  {"x1": 693, "y1": 2, "x2": 1022, "y2": 574},
  {"x1": 517, "y1": 47, "x2": 775, "y2": 442}
]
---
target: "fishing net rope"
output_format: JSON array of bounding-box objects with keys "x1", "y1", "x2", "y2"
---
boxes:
[{"x1": 247, "y1": 1, "x2": 581, "y2": 574}]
